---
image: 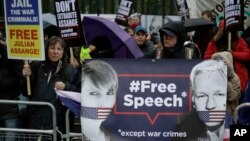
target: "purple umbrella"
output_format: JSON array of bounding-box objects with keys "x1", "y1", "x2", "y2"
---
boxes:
[{"x1": 82, "y1": 16, "x2": 143, "y2": 58}]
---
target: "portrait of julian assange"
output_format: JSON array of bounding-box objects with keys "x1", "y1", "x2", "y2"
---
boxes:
[{"x1": 174, "y1": 60, "x2": 228, "y2": 141}]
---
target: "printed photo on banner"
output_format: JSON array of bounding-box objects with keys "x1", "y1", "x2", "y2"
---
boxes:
[
  {"x1": 174, "y1": 60, "x2": 228, "y2": 141},
  {"x1": 80, "y1": 60, "x2": 118, "y2": 141}
]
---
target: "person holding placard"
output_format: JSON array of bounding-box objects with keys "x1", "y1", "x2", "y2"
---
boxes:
[
  {"x1": 211, "y1": 51, "x2": 241, "y2": 117},
  {"x1": 22, "y1": 36, "x2": 81, "y2": 137},
  {"x1": 204, "y1": 20, "x2": 250, "y2": 94}
]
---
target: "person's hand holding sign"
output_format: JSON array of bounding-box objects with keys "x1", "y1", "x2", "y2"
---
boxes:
[{"x1": 22, "y1": 64, "x2": 31, "y2": 77}]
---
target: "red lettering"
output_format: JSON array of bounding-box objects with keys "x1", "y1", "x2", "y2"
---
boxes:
[
  {"x1": 8, "y1": 29, "x2": 38, "y2": 40},
  {"x1": 9, "y1": 30, "x2": 15, "y2": 39},
  {"x1": 31, "y1": 30, "x2": 38, "y2": 40},
  {"x1": 16, "y1": 30, "x2": 23, "y2": 39},
  {"x1": 23, "y1": 30, "x2": 29, "y2": 39}
]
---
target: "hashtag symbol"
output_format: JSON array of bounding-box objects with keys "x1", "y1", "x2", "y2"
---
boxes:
[{"x1": 129, "y1": 80, "x2": 140, "y2": 93}]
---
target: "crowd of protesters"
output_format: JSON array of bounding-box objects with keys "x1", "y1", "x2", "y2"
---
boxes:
[
  {"x1": 123, "y1": 10, "x2": 249, "y2": 121},
  {"x1": 0, "y1": 9, "x2": 250, "y2": 140}
]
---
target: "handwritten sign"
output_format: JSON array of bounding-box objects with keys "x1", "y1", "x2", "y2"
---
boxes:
[{"x1": 4, "y1": 0, "x2": 44, "y2": 60}]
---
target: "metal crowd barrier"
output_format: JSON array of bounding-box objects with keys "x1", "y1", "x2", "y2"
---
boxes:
[
  {"x1": 234, "y1": 102, "x2": 250, "y2": 123},
  {"x1": 0, "y1": 100, "x2": 57, "y2": 141},
  {"x1": 61, "y1": 110, "x2": 82, "y2": 141},
  {"x1": 5, "y1": 100, "x2": 249, "y2": 140}
]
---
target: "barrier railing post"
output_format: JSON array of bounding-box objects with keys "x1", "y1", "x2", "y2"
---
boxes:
[
  {"x1": 0, "y1": 100, "x2": 57, "y2": 141},
  {"x1": 61, "y1": 109, "x2": 82, "y2": 140},
  {"x1": 234, "y1": 102, "x2": 250, "y2": 124}
]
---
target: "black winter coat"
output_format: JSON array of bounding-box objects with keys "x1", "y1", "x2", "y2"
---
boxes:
[
  {"x1": 159, "y1": 21, "x2": 187, "y2": 59},
  {"x1": 22, "y1": 61, "x2": 81, "y2": 132},
  {"x1": 0, "y1": 45, "x2": 22, "y2": 119},
  {"x1": 154, "y1": 21, "x2": 201, "y2": 59}
]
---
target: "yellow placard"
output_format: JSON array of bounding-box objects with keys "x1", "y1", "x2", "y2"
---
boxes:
[{"x1": 6, "y1": 25, "x2": 44, "y2": 60}]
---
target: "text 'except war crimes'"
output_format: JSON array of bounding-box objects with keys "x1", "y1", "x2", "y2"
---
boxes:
[
  {"x1": 123, "y1": 80, "x2": 188, "y2": 109},
  {"x1": 118, "y1": 129, "x2": 187, "y2": 138}
]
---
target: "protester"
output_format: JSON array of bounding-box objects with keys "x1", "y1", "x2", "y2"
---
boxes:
[
  {"x1": 88, "y1": 36, "x2": 114, "y2": 58},
  {"x1": 43, "y1": 25, "x2": 60, "y2": 44},
  {"x1": 204, "y1": 20, "x2": 250, "y2": 93},
  {"x1": 149, "y1": 16, "x2": 170, "y2": 45},
  {"x1": 79, "y1": 45, "x2": 93, "y2": 61},
  {"x1": 22, "y1": 36, "x2": 81, "y2": 137},
  {"x1": 68, "y1": 46, "x2": 81, "y2": 69},
  {"x1": 133, "y1": 25, "x2": 155, "y2": 58},
  {"x1": 211, "y1": 51, "x2": 241, "y2": 117},
  {"x1": 174, "y1": 60, "x2": 232, "y2": 141},
  {"x1": 201, "y1": 10, "x2": 213, "y2": 21},
  {"x1": 127, "y1": 13, "x2": 141, "y2": 29},
  {"x1": 153, "y1": 21, "x2": 200, "y2": 59},
  {"x1": 80, "y1": 60, "x2": 118, "y2": 141},
  {"x1": 193, "y1": 10, "x2": 217, "y2": 58},
  {"x1": 242, "y1": 26, "x2": 250, "y2": 76},
  {"x1": 0, "y1": 30, "x2": 23, "y2": 141},
  {"x1": 78, "y1": 35, "x2": 115, "y2": 63},
  {"x1": 159, "y1": 21, "x2": 186, "y2": 58},
  {"x1": 124, "y1": 27, "x2": 134, "y2": 36}
]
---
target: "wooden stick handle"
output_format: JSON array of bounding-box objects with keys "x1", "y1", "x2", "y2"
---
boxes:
[
  {"x1": 24, "y1": 60, "x2": 31, "y2": 96},
  {"x1": 228, "y1": 32, "x2": 231, "y2": 51},
  {"x1": 70, "y1": 47, "x2": 74, "y2": 59}
]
